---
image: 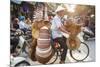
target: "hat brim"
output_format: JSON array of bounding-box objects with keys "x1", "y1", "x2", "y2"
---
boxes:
[{"x1": 55, "y1": 8, "x2": 65, "y2": 13}]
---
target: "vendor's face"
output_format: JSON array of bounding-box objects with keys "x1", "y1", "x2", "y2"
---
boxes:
[
  {"x1": 58, "y1": 10, "x2": 65, "y2": 17},
  {"x1": 14, "y1": 18, "x2": 19, "y2": 23}
]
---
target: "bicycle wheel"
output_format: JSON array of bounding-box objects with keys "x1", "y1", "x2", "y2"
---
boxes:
[
  {"x1": 47, "y1": 49, "x2": 58, "y2": 64},
  {"x1": 70, "y1": 42, "x2": 89, "y2": 61}
]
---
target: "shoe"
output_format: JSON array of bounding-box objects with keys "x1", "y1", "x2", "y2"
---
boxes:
[{"x1": 59, "y1": 61, "x2": 65, "y2": 64}]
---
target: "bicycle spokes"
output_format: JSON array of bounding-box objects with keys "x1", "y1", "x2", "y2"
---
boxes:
[{"x1": 70, "y1": 42, "x2": 89, "y2": 61}]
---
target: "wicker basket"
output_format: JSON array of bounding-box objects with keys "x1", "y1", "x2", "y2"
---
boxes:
[
  {"x1": 32, "y1": 29, "x2": 39, "y2": 39},
  {"x1": 67, "y1": 36, "x2": 81, "y2": 50},
  {"x1": 65, "y1": 22, "x2": 81, "y2": 50},
  {"x1": 35, "y1": 49, "x2": 54, "y2": 64},
  {"x1": 35, "y1": 26, "x2": 53, "y2": 64}
]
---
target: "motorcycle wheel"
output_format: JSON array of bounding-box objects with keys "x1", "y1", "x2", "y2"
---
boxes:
[{"x1": 15, "y1": 61, "x2": 30, "y2": 67}]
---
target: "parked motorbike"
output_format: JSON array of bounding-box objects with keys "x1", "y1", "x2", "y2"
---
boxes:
[
  {"x1": 10, "y1": 29, "x2": 32, "y2": 66},
  {"x1": 10, "y1": 55, "x2": 30, "y2": 67},
  {"x1": 83, "y1": 27, "x2": 95, "y2": 41}
]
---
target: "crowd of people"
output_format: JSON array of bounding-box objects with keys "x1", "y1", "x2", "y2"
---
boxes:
[{"x1": 10, "y1": 5, "x2": 95, "y2": 64}]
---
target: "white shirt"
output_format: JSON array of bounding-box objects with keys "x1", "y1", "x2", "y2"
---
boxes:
[
  {"x1": 18, "y1": 21, "x2": 28, "y2": 29},
  {"x1": 51, "y1": 15, "x2": 63, "y2": 39}
]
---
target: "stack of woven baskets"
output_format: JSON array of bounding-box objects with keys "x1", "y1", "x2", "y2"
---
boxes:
[{"x1": 35, "y1": 26, "x2": 53, "y2": 64}]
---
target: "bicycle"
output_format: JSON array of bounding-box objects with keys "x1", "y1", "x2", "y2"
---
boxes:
[{"x1": 47, "y1": 37, "x2": 89, "y2": 64}]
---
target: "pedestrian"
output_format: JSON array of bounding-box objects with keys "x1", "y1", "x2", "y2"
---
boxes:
[
  {"x1": 25, "y1": 17, "x2": 31, "y2": 25},
  {"x1": 13, "y1": 18, "x2": 19, "y2": 30},
  {"x1": 18, "y1": 16, "x2": 29, "y2": 33}
]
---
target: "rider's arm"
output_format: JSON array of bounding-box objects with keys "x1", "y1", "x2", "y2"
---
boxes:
[
  {"x1": 55, "y1": 18, "x2": 70, "y2": 34},
  {"x1": 59, "y1": 25, "x2": 70, "y2": 34}
]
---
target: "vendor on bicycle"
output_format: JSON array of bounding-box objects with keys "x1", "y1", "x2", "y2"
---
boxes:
[{"x1": 51, "y1": 6, "x2": 70, "y2": 64}]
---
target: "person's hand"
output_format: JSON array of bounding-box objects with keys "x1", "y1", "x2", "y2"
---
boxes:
[
  {"x1": 67, "y1": 32, "x2": 71, "y2": 35},
  {"x1": 66, "y1": 32, "x2": 70, "y2": 37},
  {"x1": 66, "y1": 32, "x2": 70, "y2": 38},
  {"x1": 11, "y1": 28, "x2": 16, "y2": 32}
]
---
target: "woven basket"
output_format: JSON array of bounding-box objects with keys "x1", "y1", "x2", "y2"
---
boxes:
[
  {"x1": 32, "y1": 29, "x2": 39, "y2": 39},
  {"x1": 67, "y1": 36, "x2": 81, "y2": 50},
  {"x1": 64, "y1": 22, "x2": 81, "y2": 50},
  {"x1": 35, "y1": 49, "x2": 54, "y2": 64},
  {"x1": 35, "y1": 26, "x2": 53, "y2": 64}
]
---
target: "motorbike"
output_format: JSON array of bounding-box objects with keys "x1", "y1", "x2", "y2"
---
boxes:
[
  {"x1": 83, "y1": 27, "x2": 95, "y2": 41},
  {"x1": 10, "y1": 55, "x2": 30, "y2": 67},
  {"x1": 10, "y1": 29, "x2": 32, "y2": 67}
]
